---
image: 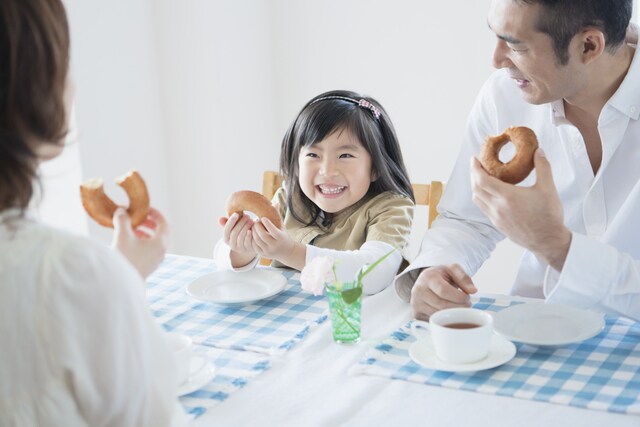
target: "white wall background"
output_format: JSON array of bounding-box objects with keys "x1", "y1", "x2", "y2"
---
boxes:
[{"x1": 39, "y1": 0, "x2": 638, "y2": 295}]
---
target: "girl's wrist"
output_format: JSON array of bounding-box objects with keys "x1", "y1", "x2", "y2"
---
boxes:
[
  {"x1": 277, "y1": 242, "x2": 306, "y2": 271},
  {"x1": 230, "y1": 250, "x2": 257, "y2": 269}
]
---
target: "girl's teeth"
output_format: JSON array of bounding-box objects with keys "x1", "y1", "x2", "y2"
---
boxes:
[{"x1": 319, "y1": 185, "x2": 345, "y2": 194}]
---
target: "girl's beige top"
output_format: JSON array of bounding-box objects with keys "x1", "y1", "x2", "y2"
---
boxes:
[{"x1": 273, "y1": 187, "x2": 414, "y2": 263}]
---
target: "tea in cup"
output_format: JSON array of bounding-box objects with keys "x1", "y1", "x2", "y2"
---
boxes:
[{"x1": 411, "y1": 307, "x2": 493, "y2": 364}]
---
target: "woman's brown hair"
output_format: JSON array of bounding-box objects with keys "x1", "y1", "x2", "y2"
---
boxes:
[{"x1": 0, "y1": 0, "x2": 70, "y2": 211}]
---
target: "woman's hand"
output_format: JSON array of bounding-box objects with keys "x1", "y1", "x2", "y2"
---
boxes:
[
  {"x1": 219, "y1": 213, "x2": 258, "y2": 268},
  {"x1": 111, "y1": 207, "x2": 168, "y2": 279}
]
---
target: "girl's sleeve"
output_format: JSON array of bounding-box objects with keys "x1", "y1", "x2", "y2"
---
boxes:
[
  {"x1": 306, "y1": 194, "x2": 413, "y2": 295},
  {"x1": 306, "y1": 241, "x2": 402, "y2": 295},
  {"x1": 364, "y1": 194, "x2": 414, "y2": 260},
  {"x1": 213, "y1": 238, "x2": 259, "y2": 271}
]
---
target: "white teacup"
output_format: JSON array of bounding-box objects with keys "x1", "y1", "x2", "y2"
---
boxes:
[
  {"x1": 167, "y1": 333, "x2": 194, "y2": 385},
  {"x1": 411, "y1": 308, "x2": 493, "y2": 364}
]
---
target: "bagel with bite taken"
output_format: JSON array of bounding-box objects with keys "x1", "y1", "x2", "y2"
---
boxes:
[
  {"x1": 479, "y1": 126, "x2": 539, "y2": 184},
  {"x1": 80, "y1": 170, "x2": 150, "y2": 228}
]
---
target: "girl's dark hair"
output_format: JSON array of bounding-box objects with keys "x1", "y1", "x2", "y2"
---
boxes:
[
  {"x1": 519, "y1": 0, "x2": 632, "y2": 65},
  {"x1": 0, "y1": 0, "x2": 70, "y2": 211},
  {"x1": 279, "y1": 89, "x2": 414, "y2": 227}
]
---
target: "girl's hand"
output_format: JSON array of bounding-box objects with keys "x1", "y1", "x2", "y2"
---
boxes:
[
  {"x1": 111, "y1": 207, "x2": 168, "y2": 280},
  {"x1": 252, "y1": 218, "x2": 298, "y2": 264},
  {"x1": 219, "y1": 213, "x2": 259, "y2": 267}
]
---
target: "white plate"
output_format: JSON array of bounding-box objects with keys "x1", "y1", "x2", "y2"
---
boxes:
[
  {"x1": 409, "y1": 333, "x2": 516, "y2": 373},
  {"x1": 178, "y1": 355, "x2": 216, "y2": 396},
  {"x1": 186, "y1": 269, "x2": 287, "y2": 306},
  {"x1": 492, "y1": 302, "x2": 605, "y2": 346}
]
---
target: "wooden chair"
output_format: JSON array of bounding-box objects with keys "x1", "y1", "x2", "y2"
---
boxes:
[
  {"x1": 412, "y1": 181, "x2": 444, "y2": 228},
  {"x1": 259, "y1": 171, "x2": 283, "y2": 265},
  {"x1": 258, "y1": 172, "x2": 444, "y2": 266},
  {"x1": 262, "y1": 171, "x2": 283, "y2": 201}
]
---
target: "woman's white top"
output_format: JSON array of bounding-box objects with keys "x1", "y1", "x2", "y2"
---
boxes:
[{"x1": 0, "y1": 210, "x2": 189, "y2": 427}]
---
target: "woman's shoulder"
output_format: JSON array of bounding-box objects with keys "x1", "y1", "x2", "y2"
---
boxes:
[
  {"x1": 1, "y1": 220, "x2": 145, "y2": 339},
  {"x1": 43, "y1": 223, "x2": 121, "y2": 260},
  {"x1": 27, "y1": 225, "x2": 147, "y2": 340},
  {"x1": 15, "y1": 221, "x2": 141, "y2": 288}
]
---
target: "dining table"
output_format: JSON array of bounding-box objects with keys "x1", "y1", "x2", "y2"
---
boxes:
[{"x1": 146, "y1": 254, "x2": 640, "y2": 427}]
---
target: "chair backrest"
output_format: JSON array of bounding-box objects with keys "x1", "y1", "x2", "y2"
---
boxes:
[
  {"x1": 259, "y1": 171, "x2": 443, "y2": 266},
  {"x1": 262, "y1": 170, "x2": 444, "y2": 228},
  {"x1": 262, "y1": 171, "x2": 283, "y2": 201},
  {"x1": 259, "y1": 171, "x2": 283, "y2": 266},
  {"x1": 412, "y1": 181, "x2": 444, "y2": 228}
]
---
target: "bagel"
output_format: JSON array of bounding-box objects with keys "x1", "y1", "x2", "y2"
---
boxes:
[
  {"x1": 479, "y1": 126, "x2": 539, "y2": 184},
  {"x1": 80, "y1": 170, "x2": 150, "y2": 228},
  {"x1": 226, "y1": 190, "x2": 282, "y2": 228}
]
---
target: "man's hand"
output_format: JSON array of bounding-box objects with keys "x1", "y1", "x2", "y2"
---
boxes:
[
  {"x1": 112, "y1": 207, "x2": 168, "y2": 279},
  {"x1": 410, "y1": 264, "x2": 477, "y2": 320},
  {"x1": 470, "y1": 148, "x2": 571, "y2": 270}
]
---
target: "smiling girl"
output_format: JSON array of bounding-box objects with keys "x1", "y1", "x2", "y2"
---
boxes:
[{"x1": 215, "y1": 90, "x2": 415, "y2": 294}]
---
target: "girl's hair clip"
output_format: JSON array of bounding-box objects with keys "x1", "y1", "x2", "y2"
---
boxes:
[
  {"x1": 357, "y1": 99, "x2": 381, "y2": 120},
  {"x1": 310, "y1": 95, "x2": 381, "y2": 121}
]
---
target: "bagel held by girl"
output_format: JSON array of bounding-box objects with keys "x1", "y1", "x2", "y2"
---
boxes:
[{"x1": 214, "y1": 90, "x2": 415, "y2": 294}]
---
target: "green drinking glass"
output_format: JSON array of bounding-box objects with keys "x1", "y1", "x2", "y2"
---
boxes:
[{"x1": 326, "y1": 281, "x2": 362, "y2": 344}]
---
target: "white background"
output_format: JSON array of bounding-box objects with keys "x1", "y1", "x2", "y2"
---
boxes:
[{"x1": 38, "y1": 0, "x2": 638, "y2": 295}]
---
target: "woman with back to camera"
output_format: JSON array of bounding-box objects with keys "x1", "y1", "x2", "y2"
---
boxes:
[{"x1": 0, "y1": 0, "x2": 189, "y2": 425}]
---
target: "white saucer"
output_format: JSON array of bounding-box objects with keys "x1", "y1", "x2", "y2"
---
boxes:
[
  {"x1": 409, "y1": 333, "x2": 516, "y2": 373},
  {"x1": 186, "y1": 269, "x2": 286, "y2": 306},
  {"x1": 177, "y1": 355, "x2": 216, "y2": 397},
  {"x1": 492, "y1": 302, "x2": 605, "y2": 346}
]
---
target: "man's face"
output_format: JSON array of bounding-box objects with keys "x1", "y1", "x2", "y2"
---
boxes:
[{"x1": 487, "y1": 0, "x2": 584, "y2": 105}]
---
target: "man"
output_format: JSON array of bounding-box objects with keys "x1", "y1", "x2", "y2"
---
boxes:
[{"x1": 395, "y1": 0, "x2": 640, "y2": 321}]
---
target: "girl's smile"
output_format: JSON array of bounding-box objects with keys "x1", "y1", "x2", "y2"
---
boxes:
[{"x1": 317, "y1": 184, "x2": 347, "y2": 196}]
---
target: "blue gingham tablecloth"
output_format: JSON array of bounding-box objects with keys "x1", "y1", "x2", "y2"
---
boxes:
[
  {"x1": 179, "y1": 344, "x2": 270, "y2": 419},
  {"x1": 350, "y1": 297, "x2": 640, "y2": 415},
  {"x1": 147, "y1": 254, "x2": 328, "y2": 355}
]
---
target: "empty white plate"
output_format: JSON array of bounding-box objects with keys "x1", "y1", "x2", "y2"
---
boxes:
[
  {"x1": 177, "y1": 355, "x2": 216, "y2": 396},
  {"x1": 186, "y1": 269, "x2": 287, "y2": 306},
  {"x1": 493, "y1": 302, "x2": 605, "y2": 346}
]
